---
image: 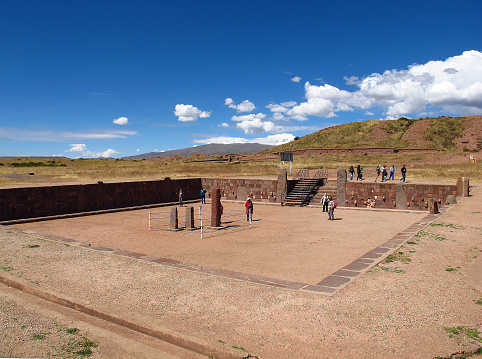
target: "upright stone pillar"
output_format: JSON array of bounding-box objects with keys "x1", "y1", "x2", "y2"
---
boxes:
[
  {"x1": 211, "y1": 188, "x2": 221, "y2": 227},
  {"x1": 429, "y1": 198, "x2": 439, "y2": 214},
  {"x1": 237, "y1": 186, "x2": 248, "y2": 201},
  {"x1": 336, "y1": 168, "x2": 347, "y2": 207},
  {"x1": 170, "y1": 207, "x2": 178, "y2": 230},
  {"x1": 395, "y1": 182, "x2": 408, "y2": 210},
  {"x1": 276, "y1": 169, "x2": 288, "y2": 203},
  {"x1": 456, "y1": 177, "x2": 470, "y2": 197},
  {"x1": 185, "y1": 206, "x2": 194, "y2": 229}
]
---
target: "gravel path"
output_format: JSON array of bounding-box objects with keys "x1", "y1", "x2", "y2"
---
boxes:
[{"x1": 0, "y1": 186, "x2": 481, "y2": 358}]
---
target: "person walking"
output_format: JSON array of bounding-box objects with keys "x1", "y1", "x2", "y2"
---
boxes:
[
  {"x1": 245, "y1": 197, "x2": 253, "y2": 222},
  {"x1": 327, "y1": 197, "x2": 336, "y2": 220},
  {"x1": 200, "y1": 188, "x2": 207, "y2": 204},
  {"x1": 375, "y1": 165, "x2": 381, "y2": 182},
  {"x1": 389, "y1": 165, "x2": 395, "y2": 180},
  {"x1": 178, "y1": 188, "x2": 184, "y2": 206},
  {"x1": 382, "y1": 165, "x2": 388, "y2": 182},
  {"x1": 348, "y1": 165, "x2": 355, "y2": 180},
  {"x1": 320, "y1": 193, "x2": 329, "y2": 212},
  {"x1": 400, "y1": 165, "x2": 407, "y2": 183}
]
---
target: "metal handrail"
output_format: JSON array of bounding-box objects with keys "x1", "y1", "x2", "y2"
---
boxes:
[
  {"x1": 314, "y1": 169, "x2": 328, "y2": 179},
  {"x1": 293, "y1": 169, "x2": 309, "y2": 181}
]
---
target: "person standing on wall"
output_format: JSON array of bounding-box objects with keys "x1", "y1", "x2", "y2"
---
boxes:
[
  {"x1": 179, "y1": 188, "x2": 184, "y2": 206},
  {"x1": 245, "y1": 197, "x2": 253, "y2": 222},
  {"x1": 320, "y1": 193, "x2": 329, "y2": 212},
  {"x1": 400, "y1": 165, "x2": 407, "y2": 183},
  {"x1": 356, "y1": 165, "x2": 363, "y2": 180},
  {"x1": 382, "y1": 165, "x2": 388, "y2": 182},
  {"x1": 348, "y1": 165, "x2": 355, "y2": 180}
]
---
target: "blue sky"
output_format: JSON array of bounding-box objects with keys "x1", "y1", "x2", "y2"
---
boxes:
[{"x1": 1, "y1": 0, "x2": 481, "y2": 158}]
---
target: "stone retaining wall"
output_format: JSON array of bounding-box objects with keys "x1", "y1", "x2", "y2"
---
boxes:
[
  {"x1": 201, "y1": 178, "x2": 278, "y2": 202},
  {"x1": 0, "y1": 178, "x2": 201, "y2": 221},
  {"x1": 343, "y1": 181, "x2": 458, "y2": 210}
]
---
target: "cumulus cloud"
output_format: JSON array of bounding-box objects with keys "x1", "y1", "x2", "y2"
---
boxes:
[
  {"x1": 224, "y1": 98, "x2": 256, "y2": 113},
  {"x1": 66, "y1": 144, "x2": 118, "y2": 158},
  {"x1": 284, "y1": 50, "x2": 482, "y2": 120},
  {"x1": 113, "y1": 116, "x2": 129, "y2": 125},
  {"x1": 174, "y1": 104, "x2": 211, "y2": 122},
  {"x1": 193, "y1": 133, "x2": 295, "y2": 146},
  {"x1": 219, "y1": 122, "x2": 230, "y2": 128},
  {"x1": 291, "y1": 76, "x2": 302, "y2": 83}
]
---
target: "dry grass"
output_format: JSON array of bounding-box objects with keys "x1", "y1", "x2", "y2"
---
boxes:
[{"x1": 0, "y1": 151, "x2": 480, "y2": 187}]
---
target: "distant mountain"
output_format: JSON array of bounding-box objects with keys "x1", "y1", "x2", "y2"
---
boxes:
[{"x1": 122, "y1": 143, "x2": 274, "y2": 160}]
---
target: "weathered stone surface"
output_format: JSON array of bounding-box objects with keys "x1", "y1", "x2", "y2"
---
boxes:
[
  {"x1": 185, "y1": 206, "x2": 194, "y2": 229},
  {"x1": 276, "y1": 169, "x2": 288, "y2": 203},
  {"x1": 445, "y1": 194, "x2": 457, "y2": 205},
  {"x1": 211, "y1": 188, "x2": 221, "y2": 228},
  {"x1": 429, "y1": 198, "x2": 439, "y2": 214},
  {"x1": 170, "y1": 207, "x2": 178, "y2": 230},
  {"x1": 336, "y1": 168, "x2": 347, "y2": 207},
  {"x1": 456, "y1": 176, "x2": 470, "y2": 197},
  {"x1": 395, "y1": 182, "x2": 408, "y2": 210}
]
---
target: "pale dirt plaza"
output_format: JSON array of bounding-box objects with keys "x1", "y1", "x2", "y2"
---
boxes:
[{"x1": 0, "y1": 185, "x2": 481, "y2": 358}]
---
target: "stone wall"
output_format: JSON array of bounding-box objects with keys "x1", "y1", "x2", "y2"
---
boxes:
[
  {"x1": 343, "y1": 181, "x2": 458, "y2": 210},
  {"x1": 201, "y1": 178, "x2": 278, "y2": 202},
  {"x1": 0, "y1": 178, "x2": 201, "y2": 221}
]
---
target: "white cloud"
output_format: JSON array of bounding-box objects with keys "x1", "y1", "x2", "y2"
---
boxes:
[
  {"x1": 224, "y1": 98, "x2": 256, "y2": 113},
  {"x1": 67, "y1": 144, "x2": 87, "y2": 152},
  {"x1": 219, "y1": 122, "x2": 230, "y2": 128},
  {"x1": 291, "y1": 76, "x2": 302, "y2": 83},
  {"x1": 66, "y1": 144, "x2": 118, "y2": 158},
  {"x1": 283, "y1": 50, "x2": 482, "y2": 120},
  {"x1": 113, "y1": 116, "x2": 129, "y2": 125},
  {"x1": 236, "y1": 118, "x2": 276, "y2": 134},
  {"x1": 174, "y1": 104, "x2": 211, "y2": 122},
  {"x1": 193, "y1": 133, "x2": 295, "y2": 146}
]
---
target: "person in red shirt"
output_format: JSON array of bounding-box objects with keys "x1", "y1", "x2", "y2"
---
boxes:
[{"x1": 245, "y1": 197, "x2": 253, "y2": 222}]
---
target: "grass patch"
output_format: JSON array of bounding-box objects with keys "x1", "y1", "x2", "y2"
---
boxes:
[
  {"x1": 32, "y1": 332, "x2": 51, "y2": 340},
  {"x1": 444, "y1": 326, "x2": 482, "y2": 343},
  {"x1": 52, "y1": 334, "x2": 98, "y2": 358},
  {"x1": 474, "y1": 299, "x2": 482, "y2": 306},
  {"x1": 430, "y1": 223, "x2": 465, "y2": 230},
  {"x1": 384, "y1": 251, "x2": 412, "y2": 264},
  {"x1": 415, "y1": 230, "x2": 448, "y2": 241},
  {"x1": 445, "y1": 267, "x2": 458, "y2": 272},
  {"x1": 24, "y1": 244, "x2": 40, "y2": 248}
]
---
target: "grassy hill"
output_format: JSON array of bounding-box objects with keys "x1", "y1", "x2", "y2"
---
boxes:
[{"x1": 268, "y1": 115, "x2": 482, "y2": 153}]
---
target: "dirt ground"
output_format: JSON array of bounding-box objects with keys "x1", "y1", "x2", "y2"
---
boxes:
[
  {"x1": 1, "y1": 187, "x2": 481, "y2": 358},
  {"x1": 10, "y1": 203, "x2": 426, "y2": 285}
]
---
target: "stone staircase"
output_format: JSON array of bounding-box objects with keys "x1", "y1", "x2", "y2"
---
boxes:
[{"x1": 283, "y1": 178, "x2": 323, "y2": 206}]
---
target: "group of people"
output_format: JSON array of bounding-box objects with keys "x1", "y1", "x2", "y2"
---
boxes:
[
  {"x1": 320, "y1": 193, "x2": 337, "y2": 220},
  {"x1": 348, "y1": 164, "x2": 407, "y2": 183}
]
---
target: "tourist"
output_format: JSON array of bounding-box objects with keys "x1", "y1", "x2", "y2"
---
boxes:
[
  {"x1": 400, "y1": 165, "x2": 407, "y2": 183},
  {"x1": 320, "y1": 193, "x2": 329, "y2": 212},
  {"x1": 375, "y1": 165, "x2": 381, "y2": 182},
  {"x1": 200, "y1": 188, "x2": 207, "y2": 204},
  {"x1": 179, "y1": 188, "x2": 184, "y2": 206},
  {"x1": 327, "y1": 197, "x2": 336, "y2": 220},
  {"x1": 245, "y1": 197, "x2": 253, "y2": 222},
  {"x1": 389, "y1": 165, "x2": 395, "y2": 180},
  {"x1": 356, "y1": 165, "x2": 363, "y2": 180},
  {"x1": 348, "y1": 165, "x2": 355, "y2": 180},
  {"x1": 382, "y1": 165, "x2": 388, "y2": 182}
]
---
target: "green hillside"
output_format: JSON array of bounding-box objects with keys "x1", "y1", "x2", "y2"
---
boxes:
[{"x1": 268, "y1": 116, "x2": 474, "y2": 153}]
